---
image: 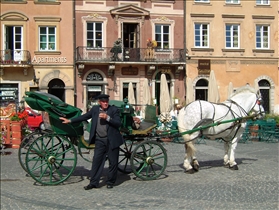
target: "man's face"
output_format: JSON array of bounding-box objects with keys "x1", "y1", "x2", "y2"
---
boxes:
[{"x1": 99, "y1": 99, "x2": 109, "y2": 110}]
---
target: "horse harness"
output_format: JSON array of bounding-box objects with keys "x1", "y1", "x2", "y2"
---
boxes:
[{"x1": 196, "y1": 94, "x2": 263, "y2": 143}]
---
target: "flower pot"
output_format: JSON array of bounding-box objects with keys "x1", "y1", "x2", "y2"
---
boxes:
[
  {"x1": 10, "y1": 121, "x2": 22, "y2": 148},
  {"x1": 11, "y1": 122, "x2": 22, "y2": 132}
]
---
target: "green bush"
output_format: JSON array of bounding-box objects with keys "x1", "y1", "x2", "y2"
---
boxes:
[{"x1": 264, "y1": 113, "x2": 279, "y2": 124}]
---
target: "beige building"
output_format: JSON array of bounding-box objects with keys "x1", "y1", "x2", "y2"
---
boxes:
[
  {"x1": 185, "y1": 0, "x2": 278, "y2": 114},
  {"x1": 0, "y1": 0, "x2": 75, "y2": 107}
]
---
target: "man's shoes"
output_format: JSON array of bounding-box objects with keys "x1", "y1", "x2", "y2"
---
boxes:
[
  {"x1": 107, "y1": 185, "x2": 113, "y2": 189},
  {"x1": 84, "y1": 184, "x2": 97, "y2": 190}
]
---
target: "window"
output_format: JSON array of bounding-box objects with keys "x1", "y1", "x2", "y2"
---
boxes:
[
  {"x1": 225, "y1": 24, "x2": 239, "y2": 48},
  {"x1": 194, "y1": 0, "x2": 210, "y2": 2},
  {"x1": 39, "y1": 26, "x2": 56, "y2": 51},
  {"x1": 155, "y1": 24, "x2": 170, "y2": 49},
  {"x1": 226, "y1": 0, "x2": 240, "y2": 4},
  {"x1": 256, "y1": 0, "x2": 269, "y2": 5},
  {"x1": 194, "y1": 23, "x2": 209, "y2": 47},
  {"x1": 256, "y1": 25, "x2": 269, "y2": 49},
  {"x1": 87, "y1": 22, "x2": 103, "y2": 48}
]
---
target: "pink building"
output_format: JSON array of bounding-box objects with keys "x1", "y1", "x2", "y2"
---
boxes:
[{"x1": 75, "y1": 1, "x2": 185, "y2": 112}]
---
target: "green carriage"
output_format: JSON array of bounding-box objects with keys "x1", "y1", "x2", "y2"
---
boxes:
[{"x1": 19, "y1": 91, "x2": 168, "y2": 185}]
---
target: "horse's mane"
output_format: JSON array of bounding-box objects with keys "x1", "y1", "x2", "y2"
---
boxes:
[{"x1": 228, "y1": 85, "x2": 257, "y2": 99}]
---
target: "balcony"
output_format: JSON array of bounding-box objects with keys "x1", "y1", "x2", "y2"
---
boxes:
[
  {"x1": 76, "y1": 47, "x2": 186, "y2": 64},
  {"x1": 0, "y1": 50, "x2": 32, "y2": 67}
]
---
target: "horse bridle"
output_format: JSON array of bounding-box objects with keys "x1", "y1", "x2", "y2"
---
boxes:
[{"x1": 249, "y1": 95, "x2": 265, "y2": 118}]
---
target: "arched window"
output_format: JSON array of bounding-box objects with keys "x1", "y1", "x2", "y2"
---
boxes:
[
  {"x1": 85, "y1": 72, "x2": 105, "y2": 111},
  {"x1": 258, "y1": 79, "x2": 270, "y2": 113},
  {"x1": 195, "y1": 79, "x2": 208, "y2": 100},
  {"x1": 86, "y1": 72, "x2": 103, "y2": 81}
]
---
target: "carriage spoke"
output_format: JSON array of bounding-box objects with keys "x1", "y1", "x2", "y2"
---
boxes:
[
  {"x1": 131, "y1": 141, "x2": 167, "y2": 180},
  {"x1": 25, "y1": 134, "x2": 77, "y2": 185}
]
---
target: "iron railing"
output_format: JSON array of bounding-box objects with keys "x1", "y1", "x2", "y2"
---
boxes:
[
  {"x1": 76, "y1": 47, "x2": 186, "y2": 63},
  {"x1": 0, "y1": 50, "x2": 31, "y2": 65}
]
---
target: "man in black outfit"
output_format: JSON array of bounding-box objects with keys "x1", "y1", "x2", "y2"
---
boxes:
[{"x1": 60, "y1": 94, "x2": 123, "y2": 190}]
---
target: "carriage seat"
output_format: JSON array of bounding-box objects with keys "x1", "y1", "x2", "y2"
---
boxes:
[{"x1": 132, "y1": 105, "x2": 157, "y2": 135}]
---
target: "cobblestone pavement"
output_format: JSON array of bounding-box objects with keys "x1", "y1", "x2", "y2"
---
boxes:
[{"x1": 1, "y1": 140, "x2": 278, "y2": 210}]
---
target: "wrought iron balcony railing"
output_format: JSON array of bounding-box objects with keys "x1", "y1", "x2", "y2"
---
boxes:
[
  {"x1": 76, "y1": 47, "x2": 186, "y2": 63},
  {"x1": 0, "y1": 50, "x2": 32, "y2": 66}
]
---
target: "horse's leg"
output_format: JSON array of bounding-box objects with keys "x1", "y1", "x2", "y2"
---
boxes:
[
  {"x1": 183, "y1": 143, "x2": 193, "y2": 173},
  {"x1": 223, "y1": 141, "x2": 230, "y2": 167},
  {"x1": 228, "y1": 138, "x2": 239, "y2": 170},
  {"x1": 184, "y1": 141, "x2": 198, "y2": 174}
]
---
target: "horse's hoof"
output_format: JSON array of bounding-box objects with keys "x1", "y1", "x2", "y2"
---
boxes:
[
  {"x1": 191, "y1": 159, "x2": 199, "y2": 171},
  {"x1": 185, "y1": 169, "x2": 195, "y2": 174},
  {"x1": 224, "y1": 163, "x2": 229, "y2": 168},
  {"x1": 229, "y1": 165, "x2": 239, "y2": 170},
  {"x1": 193, "y1": 164, "x2": 199, "y2": 171}
]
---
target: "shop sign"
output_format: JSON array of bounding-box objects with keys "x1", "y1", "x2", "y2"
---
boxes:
[
  {"x1": 32, "y1": 56, "x2": 67, "y2": 64},
  {"x1": 122, "y1": 67, "x2": 138, "y2": 75},
  {"x1": 198, "y1": 59, "x2": 210, "y2": 75}
]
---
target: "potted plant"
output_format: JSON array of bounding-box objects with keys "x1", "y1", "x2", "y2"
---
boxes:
[{"x1": 10, "y1": 110, "x2": 28, "y2": 148}]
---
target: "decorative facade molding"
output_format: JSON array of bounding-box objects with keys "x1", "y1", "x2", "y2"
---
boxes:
[
  {"x1": 151, "y1": 16, "x2": 174, "y2": 23},
  {"x1": 226, "y1": 60, "x2": 240, "y2": 72},
  {"x1": 252, "y1": 15, "x2": 275, "y2": 20},
  {"x1": 41, "y1": 70, "x2": 72, "y2": 87},
  {"x1": 82, "y1": 13, "x2": 108, "y2": 21},
  {"x1": 240, "y1": 60, "x2": 278, "y2": 65},
  {"x1": 222, "y1": 14, "x2": 245, "y2": 19},
  {"x1": 110, "y1": 4, "x2": 149, "y2": 24},
  {"x1": 34, "y1": 17, "x2": 61, "y2": 22},
  {"x1": 190, "y1": 14, "x2": 215, "y2": 18},
  {"x1": 0, "y1": 12, "x2": 28, "y2": 21}
]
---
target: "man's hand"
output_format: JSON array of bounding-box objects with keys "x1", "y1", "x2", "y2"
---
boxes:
[
  {"x1": 60, "y1": 117, "x2": 70, "y2": 124},
  {"x1": 99, "y1": 112, "x2": 108, "y2": 119}
]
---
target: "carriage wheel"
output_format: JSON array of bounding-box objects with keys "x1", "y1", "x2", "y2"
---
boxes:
[
  {"x1": 118, "y1": 140, "x2": 141, "y2": 174},
  {"x1": 18, "y1": 130, "x2": 49, "y2": 173},
  {"x1": 130, "y1": 140, "x2": 167, "y2": 180},
  {"x1": 25, "y1": 133, "x2": 77, "y2": 185}
]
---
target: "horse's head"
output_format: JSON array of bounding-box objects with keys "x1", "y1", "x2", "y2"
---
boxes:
[
  {"x1": 249, "y1": 92, "x2": 265, "y2": 120},
  {"x1": 229, "y1": 86, "x2": 265, "y2": 120}
]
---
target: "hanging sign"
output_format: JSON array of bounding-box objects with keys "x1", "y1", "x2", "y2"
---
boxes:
[
  {"x1": 122, "y1": 67, "x2": 138, "y2": 75},
  {"x1": 198, "y1": 59, "x2": 211, "y2": 75}
]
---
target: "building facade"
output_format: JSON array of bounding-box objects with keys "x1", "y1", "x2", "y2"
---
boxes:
[
  {"x1": 75, "y1": 0, "x2": 185, "y2": 112},
  {"x1": 0, "y1": 0, "x2": 75, "y2": 108},
  {"x1": 185, "y1": 0, "x2": 278, "y2": 114},
  {"x1": 1, "y1": 0, "x2": 277, "y2": 116}
]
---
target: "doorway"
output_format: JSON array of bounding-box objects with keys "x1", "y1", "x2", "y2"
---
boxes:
[
  {"x1": 122, "y1": 23, "x2": 140, "y2": 61},
  {"x1": 4, "y1": 26, "x2": 23, "y2": 61},
  {"x1": 195, "y1": 79, "x2": 208, "y2": 100},
  {"x1": 258, "y1": 79, "x2": 270, "y2": 113},
  {"x1": 48, "y1": 79, "x2": 65, "y2": 102}
]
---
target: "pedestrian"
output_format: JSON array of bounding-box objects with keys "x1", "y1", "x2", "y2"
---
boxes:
[{"x1": 59, "y1": 94, "x2": 124, "y2": 190}]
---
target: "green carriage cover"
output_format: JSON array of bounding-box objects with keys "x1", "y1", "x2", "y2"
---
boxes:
[{"x1": 24, "y1": 91, "x2": 83, "y2": 137}]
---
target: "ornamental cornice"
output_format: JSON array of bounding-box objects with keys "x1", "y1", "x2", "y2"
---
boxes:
[
  {"x1": 240, "y1": 60, "x2": 278, "y2": 65},
  {"x1": 82, "y1": 13, "x2": 107, "y2": 21},
  {"x1": 151, "y1": 16, "x2": 174, "y2": 23}
]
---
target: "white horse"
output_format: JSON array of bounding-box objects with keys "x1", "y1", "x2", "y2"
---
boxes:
[{"x1": 177, "y1": 85, "x2": 264, "y2": 173}]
